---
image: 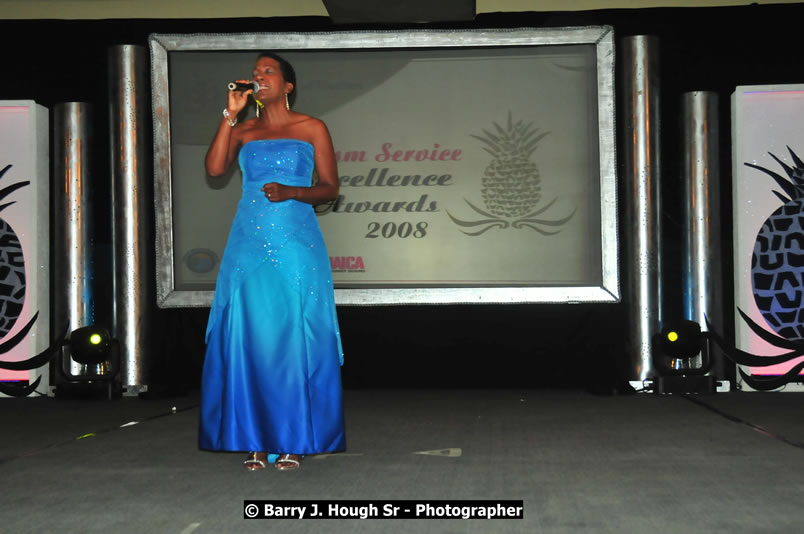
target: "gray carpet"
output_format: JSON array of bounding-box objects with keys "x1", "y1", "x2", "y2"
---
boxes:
[{"x1": 1, "y1": 389, "x2": 803, "y2": 533}]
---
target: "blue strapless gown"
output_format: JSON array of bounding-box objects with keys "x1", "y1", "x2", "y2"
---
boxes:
[{"x1": 199, "y1": 139, "x2": 345, "y2": 455}]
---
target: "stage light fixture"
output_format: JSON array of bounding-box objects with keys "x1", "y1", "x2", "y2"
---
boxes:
[
  {"x1": 652, "y1": 319, "x2": 715, "y2": 394},
  {"x1": 56, "y1": 325, "x2": 121, "y2": 399},
  {"x1": 68, "y1": 325, "x2": 114, "y2": 365},
  {"x1": 657, "y1": 320, "x2": 703, "y2": 361}
]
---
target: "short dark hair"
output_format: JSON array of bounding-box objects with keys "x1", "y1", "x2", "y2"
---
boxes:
[{"x1": 257, "y1": 52, "x2": 297, "y2": 108}]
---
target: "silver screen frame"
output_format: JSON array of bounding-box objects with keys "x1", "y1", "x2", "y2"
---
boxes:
[{"x1": 149, "y1": 27, "x2": 619, "y2": 307}]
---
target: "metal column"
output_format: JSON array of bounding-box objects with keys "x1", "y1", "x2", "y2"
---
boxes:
[
  {"x1": 109, "y1": 45, "x2": 153, "y2": 394},
  {"x1": 621, "y1": 36, "x2": 662, "y2": 384},
  {"x1": 52, "y1": 102, "x2": 96, "y2": 379},
  {"x1": 681, "y1": 91, "x2": 724, "y2": 377}
]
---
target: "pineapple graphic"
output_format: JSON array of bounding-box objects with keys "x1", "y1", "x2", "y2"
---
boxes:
[
  {"x1": 0, "y1": 162, "x2": 67, "y2": 397},
  {"x1": 744, "y1": 147, "x2": 804, "y2": 342},
  {"x1": 471, "y1": 112, "x2": 549, "y2": 219},
  {"x1": 0, "y1": 164, "x2": 28, "y2": 338},
  {"x1": 708, "y1": 146, "x2": 804, "y2": 392},
  {"x1": 448, "y1": 112, "x2": 575, "y2": 236}
]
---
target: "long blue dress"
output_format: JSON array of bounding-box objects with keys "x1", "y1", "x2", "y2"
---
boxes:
[{"x1": 199, "y1": 138, "x2": 345, "y2": 455}]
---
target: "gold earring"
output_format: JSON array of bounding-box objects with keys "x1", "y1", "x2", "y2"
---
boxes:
[
  {"x1": 285, "y1": 93, "x2": 290, "y2": 111},
  {"x1": 254, "y1": 97, "x2": 264, "y2": 118}
]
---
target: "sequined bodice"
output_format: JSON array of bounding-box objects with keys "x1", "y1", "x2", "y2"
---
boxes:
[{"x1": 239, "y1": 139, "x2": 314, "y2": 189}]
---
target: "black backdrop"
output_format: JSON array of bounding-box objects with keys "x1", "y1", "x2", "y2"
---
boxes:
[{"x1": 2, "y1": 4, "x2": 802, "y2": 393}]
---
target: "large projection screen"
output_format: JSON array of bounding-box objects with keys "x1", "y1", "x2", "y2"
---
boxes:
[{"x1": 150, "y1": 28, "x2": 618, "y2": 307}]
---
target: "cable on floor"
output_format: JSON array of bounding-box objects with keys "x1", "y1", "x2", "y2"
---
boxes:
[{"x1": 682, "y1": 394, "x2": 804, "y2": 451}]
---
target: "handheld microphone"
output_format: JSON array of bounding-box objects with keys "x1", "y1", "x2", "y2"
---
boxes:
[{"x1": 228, "y1": 81, "x2": 259, "y2": 92}]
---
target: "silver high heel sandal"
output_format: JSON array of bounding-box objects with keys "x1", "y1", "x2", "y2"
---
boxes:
[
  {"x1": 244, "y1": 452, "x2": 268, "y2": 471},
  {"x1": 274, "y1": 453, "x2": 302, "y2": 470}
]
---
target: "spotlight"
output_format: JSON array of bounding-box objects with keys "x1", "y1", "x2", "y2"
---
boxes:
[
  {"x1": 652, "y1": 319, "x2": 714, "y2": 394},
  {"x1": 69, "y1": 326, "x2": 114, "y2": 365},
  {"x1": 56, "y1": 325, "x2": 120, "y2": 399},
  {"x1": 657, "y1": 320, "x2": 703, "y2": 361}
]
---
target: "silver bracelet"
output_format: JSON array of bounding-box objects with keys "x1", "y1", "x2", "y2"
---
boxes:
[{"x1": 222, "y1": 108, "x2": 237, "y2": 127}]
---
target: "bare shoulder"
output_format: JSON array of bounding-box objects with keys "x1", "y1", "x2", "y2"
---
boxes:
[
  {"x1": 292, "y1": 113, "x2": 329, "y2": 134},
  {"x1": 286, "y1": 114, "x2": 330, "y2": 149},
  {"x1": 305, "y1": 118, "x2": 334, "y2": 146}
]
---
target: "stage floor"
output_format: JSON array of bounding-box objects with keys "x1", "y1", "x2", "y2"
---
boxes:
[{"x1": 1, "y1": 388, "x2": 803, "y2": 533}]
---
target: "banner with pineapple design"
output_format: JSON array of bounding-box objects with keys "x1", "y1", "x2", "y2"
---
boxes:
[
  {"x1": 0, "y1": 101, "x2": 50, "y2": 393},
  {"x1": 730, "y1": 85, "x2": 804, "y2": 390},
  {"x1": 316, "y1": 44, "x2": 604, "y2": 290},
  {"x1": 164, "y1": 35, "x2": 615, "y2": 303}
]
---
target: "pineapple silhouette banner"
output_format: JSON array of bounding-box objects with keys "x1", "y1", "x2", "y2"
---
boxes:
[
  {"x1": 0, "y1": 163, "x2": 67, "y2": 397},
  {"x1": 709, "y1": 146, "x2": 804, "y2": 390},
  {"x1": 0, "y1": 164, "x2": 28, "y2": 340},
  {"x1": 447, "y1": 112, "x2": 576, "y2": 236}
]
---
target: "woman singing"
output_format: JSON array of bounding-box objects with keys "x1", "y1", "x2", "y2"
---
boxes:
[{"x1": 199, "y1": 52, "x2": 345, "y2": 471}]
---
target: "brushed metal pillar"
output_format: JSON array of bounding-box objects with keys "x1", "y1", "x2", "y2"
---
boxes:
[
  {"x1": 53, "y1": 102, "x2": 96, "y2": 378},
  {"x1": 681, "y1": 91, "x2": 723, "y2": 376},
  {"x1": 109, "y1": 45, "x2": 153, "y2": 394},
  {"x1": 621, "y1": 36, "x2": 662, "y2": 383}
]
